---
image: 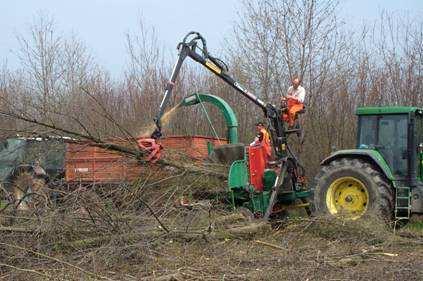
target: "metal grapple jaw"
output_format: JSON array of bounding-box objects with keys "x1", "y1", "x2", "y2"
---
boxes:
[
  {"x1": 151, "y1": 127, "x2": 162, "y2": 140},
  {"x1": 137, "y1": 138, "x2": 162, "y2": 163},
  {"x1": 151, "y1": 117, "x2": 163, "y2": 140}
]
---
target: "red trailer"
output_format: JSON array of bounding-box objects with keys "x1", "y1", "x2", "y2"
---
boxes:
[{"x1": 65, "y1": 136, "x2": 226, "y2": 183}]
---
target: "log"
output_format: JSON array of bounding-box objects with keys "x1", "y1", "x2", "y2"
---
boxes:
[
  {"x1": 225, "y1": 222, "x2": 271, "y2": 238},
  {"x1": 213, "y1": 213, "x2": 247, "y2": 225},
  {"x1": 254, "y1": 240, "x2": 285, "y2": 250},
  {"x1": 0, "y1": 226, "x2": 35, "y2": 233},
  {"x1": 59, "y1": 231, "x2": 162, "y2": 250}
]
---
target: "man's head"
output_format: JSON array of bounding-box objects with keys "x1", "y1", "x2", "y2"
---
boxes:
[
  {"x1": 255, "y1": 121, "x2": 265, "y2": 132},
  {"x1": 291, "y1": 77, "x2": 301, "y2": 89}
]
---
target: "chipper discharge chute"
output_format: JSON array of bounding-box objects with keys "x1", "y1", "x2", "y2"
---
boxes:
[{"x1": 179, "y1": 92, "x2": 246, "y2": 165}]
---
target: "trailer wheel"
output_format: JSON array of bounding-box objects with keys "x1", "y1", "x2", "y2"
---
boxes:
[{"x1": 313, "y1": 158, "x2": 394, "y2": 221}]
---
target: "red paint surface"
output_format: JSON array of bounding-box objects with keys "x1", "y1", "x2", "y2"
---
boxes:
[
  {"x1": 248, "y1": 146, "x2": 266, "y2": 191},
  {"x1": 159, "y1": 135, "x2": 226, "y2": 160}
]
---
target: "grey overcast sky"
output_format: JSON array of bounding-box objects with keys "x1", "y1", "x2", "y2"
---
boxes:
[{"x1": 1, "y1": 0, "x2": 422, "y2": 77}]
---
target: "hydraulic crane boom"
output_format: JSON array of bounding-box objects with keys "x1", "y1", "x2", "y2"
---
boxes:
[{"x1": 152, "y1": 31, "x2": 287, "y2": 159}]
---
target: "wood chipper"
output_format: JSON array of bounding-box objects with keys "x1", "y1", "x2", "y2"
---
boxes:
[{"x1": 150, "y1": 32, "x2": 312, "y2": 219}]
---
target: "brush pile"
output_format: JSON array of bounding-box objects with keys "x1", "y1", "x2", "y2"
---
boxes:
[{"x1": 0, "y1": 159, "x2": 422, "y2": 280}]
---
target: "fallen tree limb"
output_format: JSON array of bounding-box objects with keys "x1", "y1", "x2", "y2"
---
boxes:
[
  {"x1": 225, "y1": 222, "x2": 271, "y2": 238},
  {"x1": 213, "y1": 213, "x2": 247, "y2": 225},
  {"x1": 0, "y1": 262, "x2": 51, "y2": 278},
  {"x1": 0, "y1": 242, "x2": 113, "y2": 280},
  {"x1": 1, "y1": 110, "x2": 228, "y2": 179},
  {"x1": 0, "y1": 226, "x2": 35, "y2": 233},
  {"x1": 58, "y1": 232, "x2": 156, "y2": 250},
  {"x1": 254, "y1": 240, "x2": 285, "y2": 250}
]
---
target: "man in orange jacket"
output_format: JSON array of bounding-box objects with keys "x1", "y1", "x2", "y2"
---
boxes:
[
  {"x1": 250, "y1": 122, "x2": 272, "y2": 162},
  {"x1": 282, "y1": 77, "x2": 306, "y2": 127}
]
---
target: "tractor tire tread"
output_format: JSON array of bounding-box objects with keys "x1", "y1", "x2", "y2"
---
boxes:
[{"x1": 313, "y1": 157, "x2": 394, "y2": 221}]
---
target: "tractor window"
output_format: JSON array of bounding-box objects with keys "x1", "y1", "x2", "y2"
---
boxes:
[
  {"x1": 377, "y1": 115, "x2": 408, "y2": 177},
  {"x1": 358, "y1": 114, "x2": 409, "y2": 178},
  {"x1": 358, "y1": 116, "x2": 377, "y2": 148},
  {"x1": 417, "y1": 115, "x2": 423, "y2": 144},
  {"x1": 358, "y1": 116, "x2": 378, "y2": 147},
  {"x1": 417, "y1": 115, "x2": 423, "y2": 180}
]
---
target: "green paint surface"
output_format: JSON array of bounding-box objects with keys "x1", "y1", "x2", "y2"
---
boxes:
[
  {"x1": 356, "y1": 106, "x2": 423, "y2": 116},
  {"x1": 181, "y1": 93, "x2": 239, "y2": 143}
]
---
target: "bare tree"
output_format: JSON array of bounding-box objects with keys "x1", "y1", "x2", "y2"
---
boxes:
[{"x1": 16, "y1": 13, "x2": 63, "y2": 118}]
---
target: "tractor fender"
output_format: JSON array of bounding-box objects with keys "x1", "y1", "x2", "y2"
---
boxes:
[{"x1": 320, "y1": 149, "x2": 395, "y2": 182}]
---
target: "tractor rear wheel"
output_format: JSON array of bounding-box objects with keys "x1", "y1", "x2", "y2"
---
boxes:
[{"x1": 313, "y1": 158, "x2": 394, "y2": 221}]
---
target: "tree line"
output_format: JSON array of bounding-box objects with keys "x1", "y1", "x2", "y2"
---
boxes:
[{"x1": 0, "y1": 1, "x2": 422, "y2": 176}]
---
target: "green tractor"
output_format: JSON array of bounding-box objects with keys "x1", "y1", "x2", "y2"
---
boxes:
[{"x1": 314, "y1": 106, "x2": 423, "y2": 221}]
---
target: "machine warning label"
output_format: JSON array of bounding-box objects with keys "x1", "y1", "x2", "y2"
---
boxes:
[{"x1": 205, "y1": 59, "x2": 222, "y2": 74}]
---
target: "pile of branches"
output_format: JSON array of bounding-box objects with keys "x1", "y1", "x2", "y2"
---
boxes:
[
  {"x1": 0, "y1": 164, "x2": 265, "y2": 280},
  {"x1": 1, "y1": 153, "x2": 422, "y2": 280}
]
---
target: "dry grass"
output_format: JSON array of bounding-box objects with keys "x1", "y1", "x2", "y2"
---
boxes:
[{"x1": 0, "y1": 165, "x2": 422, "y2": 280}]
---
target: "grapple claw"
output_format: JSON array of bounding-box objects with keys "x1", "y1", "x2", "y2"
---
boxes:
[
  {"x1": 151, "y1": 127, "x2": 162, "y2": 140},
  {"x1": 137, "y1": 138, "x2": 162, "y2": 163}
]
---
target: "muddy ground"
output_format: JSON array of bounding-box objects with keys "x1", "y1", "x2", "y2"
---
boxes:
[{"x1": 0, "y1": 169, "x2": 422, "y2": 280}]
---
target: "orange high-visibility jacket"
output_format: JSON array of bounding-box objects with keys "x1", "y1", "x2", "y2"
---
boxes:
[{"x1": 259, "y1": 128, "x2": 272, "y2": 160}]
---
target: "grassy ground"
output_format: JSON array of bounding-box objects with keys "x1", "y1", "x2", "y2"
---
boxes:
[{"x1": 406, "y1": 220, "x2": 423, "y2": 232}]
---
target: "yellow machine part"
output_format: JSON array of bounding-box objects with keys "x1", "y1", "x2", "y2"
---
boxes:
[{"x1": 326, "y1": 177, "x2": 369, "y2": 220}]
